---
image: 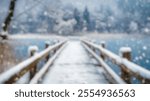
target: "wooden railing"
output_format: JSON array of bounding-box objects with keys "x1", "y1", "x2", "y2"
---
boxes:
[
  {"x1": 82, "y1": 40, "x2": 150, "y2": 84},
  {"x1": 0, "y1": 40, "x2": 67, "y2": 84},
  {"x1": 29, "y1": 42, "x2": 67, "y2": 84}
]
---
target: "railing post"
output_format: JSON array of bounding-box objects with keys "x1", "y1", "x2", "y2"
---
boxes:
[
  {"x1": 100, "y1": 41, "x2": 106, "y2": 60},
  {"x1": 45, "y1": 41, "x2": 50, "y2": 61},
  {"x1": 28, "y1": 46, "x2": 38, "y2": 80},
  {"x1": 52, "y1": 40, "x2": 58, "y2": 54},
  {"x1": 119, "y1": 47, "x2": 132, "y2": 83},
  {"x1": 120, "y1": 47, "x2": 132, "y2": 61},
  {"x1": 52, "y1": 40, "x2": 57, "y2": 54}
]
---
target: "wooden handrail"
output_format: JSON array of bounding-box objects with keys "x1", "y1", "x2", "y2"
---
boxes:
[
  {"x1": 82, "y1": 43, "x2": 126, "y2": 84},
  {"x1": 82, "y1": 40, "x2": 150, "y2": 83},
  {"x1": 30, "y1": 42, "x2": 67, "y2": 84},
  {"x1": 0, "y1": 40, "x2": 66, "y2": 84}
]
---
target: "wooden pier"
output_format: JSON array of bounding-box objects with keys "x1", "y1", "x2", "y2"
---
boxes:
[
  {"x1": 42, "y1": 41, "x2": 109, "y2": 84},
  {"x1": 0, "y1": 38, "x2": 150, "y2": 84}
]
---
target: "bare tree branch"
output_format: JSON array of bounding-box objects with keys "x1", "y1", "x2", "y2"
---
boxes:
[{"x1": 2, "y1": 0, "x2": 17, "y2": 32}]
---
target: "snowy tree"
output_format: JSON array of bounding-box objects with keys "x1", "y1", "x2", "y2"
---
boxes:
[
  {"x1": 83, "y1": 7, "x2": 91, "y2": 31},
  {"x1": 116, "y1": 0, "x2": 150, "y2": 33},
  {"x1": 54, "y1": 19, "x2": 76, "y2": 35},
  {"x1": 129, "y1": 21, "x2": 138, "y2": 33},
  {"x1": 73, "y1": 8, "x2": 83, "y2": 31}
]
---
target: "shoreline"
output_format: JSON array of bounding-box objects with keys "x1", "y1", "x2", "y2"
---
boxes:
[{"x1": 9, "y1": 33, "x2": 149, "y2": 39}]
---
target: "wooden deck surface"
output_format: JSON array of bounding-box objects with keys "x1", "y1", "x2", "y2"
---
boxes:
[{"x1": 42, "y1": 41, "x2": 109, "y2": 84}]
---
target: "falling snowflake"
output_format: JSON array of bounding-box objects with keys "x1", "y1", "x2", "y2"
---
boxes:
[
  {"x1": 146, "y1": 60, "x2": 150, "y2": 63},
  {"x1": 143, "y1": 46, "x2": 147, "y2": 50}
]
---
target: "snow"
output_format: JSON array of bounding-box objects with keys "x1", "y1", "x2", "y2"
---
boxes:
[
  {"x1": 82, "y1": 41, "x2": 125, "y2": 84},
  {"x1": 1, "y1": 0, "x2": 150, "y2": 34},
  {"x1": 129, "y1": 21, "x2": 138, "y2": 32},
  {"x1": 0, "y1": 31, "x2": 8, "y2": 36},
  {"x1": 135, "y1": 57, "x2": 139, "y2": 61},
  {"x1": 45, "y1": 41, "x2": 50, "y2": 45},
  {"x1": 122, "y1": 59, "x2": 150, "y2": 80},
  {"x1": 146, "y1": 60, "x2": 149, "y2": 63},
  {"x1": 119, "y1": 47, "x2": 132, "y2": 53},
  {"x1": 142, "y1": 53, "x2": 146, "y2": 57},
  {"x1": 42, "y1": 41, "x2": 109, "y2": 84},
  {"x1": 143, "y1": 28, "x2": 150, "y2": 34},
  {"x1": 143, "y1": 46, "x2": 147, "y2": 50},
  {"x1": 100, "y1": 41, "x2": 106, "y2": 45},
  {"x1": 83, "y1": 40, "x2": 150, "y2": 82},
  {"x1": 9, "y1": 34, "x2": 66, "y2": 40},
  {"x1": 28, "y1": 46, "x2": 39, "y2": 56},
  {"x1": 1, "y1": 23, "x2": 5, "y2": 27},
  {"x1": 0, "y1": 0, "x2": 150, "y2": 83},
  {"x1": 44, "y1": 11, "x2": 48, "y2": 16},
  {"x1": 0, "y1": 40, "x2": 66, "y2": 83},
  {"x1": 30, "y1": 42, "x2": 66, "y2": 84},
  {"x1": 54, "y1": 19, "x2": 77, "y2": 35}
]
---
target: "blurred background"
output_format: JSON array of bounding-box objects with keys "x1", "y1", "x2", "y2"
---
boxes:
[{"x1": 0, "y1": 0, "x2": 150, "y2": 35}]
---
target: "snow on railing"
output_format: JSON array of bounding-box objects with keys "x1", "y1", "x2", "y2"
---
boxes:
[
  {"x1": 82, "y1": 43, "x2": 126, "y2": 84},
  {"x1": 82, "y1": 40, "x2": 150, "y2": 84},
  {"x1": 0, "y1": 40, "x2": 67, "y2": 84},
  {"x1": 30, "y1": 42, "x2": 67, "y2": 84}
]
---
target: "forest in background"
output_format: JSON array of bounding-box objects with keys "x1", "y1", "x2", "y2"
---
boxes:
[{"x1": 0, "y1": 0, "x2": 150, "y2": 35}]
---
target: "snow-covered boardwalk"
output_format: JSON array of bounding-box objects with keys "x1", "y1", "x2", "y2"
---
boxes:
[
  {"x1": 1, "y1": 38, "x2": 149, "y2": 84},
  {"x1": 42, "y1": 41, "x2": 109, "y2": 84}
]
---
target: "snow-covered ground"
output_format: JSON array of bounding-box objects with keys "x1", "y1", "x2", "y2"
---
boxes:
[{"x1": 9, "y1": 34, "x2": 66, "y2": 40}]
